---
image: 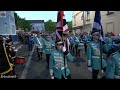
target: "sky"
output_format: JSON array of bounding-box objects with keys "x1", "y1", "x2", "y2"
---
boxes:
[{"x1": 15, "y1": 11, "x2": 73, "y2": 22}]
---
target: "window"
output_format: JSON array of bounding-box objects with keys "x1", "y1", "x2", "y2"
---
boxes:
[
  {"x1": 86, "y1": 11, "x2": 90, "y2": 21},
  {"x1": 106, "y1": 11, "x2": 114, "y2": 15},
  {"x1": 4, "y1": 23, "x2": 7, "y2": 31}
]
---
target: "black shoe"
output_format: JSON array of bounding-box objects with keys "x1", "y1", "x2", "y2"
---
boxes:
[
  {"x1": 40, "y1": 57, "x2": 42, "y2": 60},
  {"x1": 100, "y1": 76, "x2": 106, "y2": 79}
]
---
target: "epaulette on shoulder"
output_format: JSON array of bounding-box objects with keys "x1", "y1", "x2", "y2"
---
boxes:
[{"x1": 110, "y1": 52, "x2": 118, "y2": 57}]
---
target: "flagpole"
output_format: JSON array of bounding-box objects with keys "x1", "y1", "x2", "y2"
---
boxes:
[
  {"x1": 99, "y1": 30, "x2": 103, "y2": 73},
  {"x1": 61, "y1": 11, "x2": 67, "y2": 79}
]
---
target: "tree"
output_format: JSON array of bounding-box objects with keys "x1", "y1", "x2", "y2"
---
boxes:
[
  {"x1": 14, "y1": 12, "x2": 32, "y2": 32},
  {"x1": 45, "y1": 19, "x2": 56, "y2": 33},
  {"x1": 14, "y1": 12, "x2": 21, "y2": 29},
  {"x1": 45, "y1": 20, "x2": 72, "y2": 33},
  {"x1": 67, "y1": 21, "x2": 72, "y2": 30}
]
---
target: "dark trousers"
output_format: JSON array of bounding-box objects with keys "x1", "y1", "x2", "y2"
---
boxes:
[
  {"x1": 75, "y1": 45, "x2": 78, "y2": 55},
  {"x1": 46, "y1": 54, "x2": 51, "y2": 68},
  {"x1": 73, "y1": 45, "x2": 75, "y2": 53},
  {"x1": 70, "y1": 44, "x2": 73, "y2": 53},
  {"x1": 92, "y1": 67, "x2": 106, "y2": 79},
  {"x1": 28, "y1": 44, "x2": 33, "y2": 51},
  {"x1": 54, "y1": 74, "x2": 71, "y2": 79},
  {"x1": 78, "y1": 49, "x2": 80, "y2": 56},
  {"x1": 37, "y1": 48, "x2": 42, "y2": 60},
  {"x1": 84, "y1": 43, "x2": 87, "y2": 53}
]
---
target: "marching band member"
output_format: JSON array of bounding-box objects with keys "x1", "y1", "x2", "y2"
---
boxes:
[
  {"x1": 87, "y1": 31, "x2": 107, "y2": 79},
  {"x1": 49, "y1": 39, "x2": 74, "y2": 79},
  {"x1": 43, "y1": 34, "x2": 55, "y2": 68}
]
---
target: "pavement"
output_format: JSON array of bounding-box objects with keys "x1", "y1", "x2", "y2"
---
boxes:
[{"x1": 14, "y1": 44, "x2": 92, "y2": 79}]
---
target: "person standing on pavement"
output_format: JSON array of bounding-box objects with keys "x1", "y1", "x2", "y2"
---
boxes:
[
  {"x1": 49, "y1": 39, "x2": 74, "y2": 79},
  {"x1": 87, "y1": 31, "x2": 107, "y2": 79}
]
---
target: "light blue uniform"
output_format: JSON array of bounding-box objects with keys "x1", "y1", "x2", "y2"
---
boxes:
[
  {"x1": 78, "y1": 36, "x2": 83, "y2": 42},
  {"x1": 69, "y1": 36, "x2": 74, "y2": 46},
  {"x1": 106, "y1": 51, "x2": 120, "y2": 79},
  {"x1": 43, "y1": 39, "x2": 55, "y2": 54},
  {"x1": 33, "y1": 36, "x2": 45, "y2": 52},
  {"x1": 82, "y1": 34, "x2": 91, "y2": 43},
  {"x1": 104, "y1": 36, "x2": 113, "y2": 53},
  {"x1": 78, "y1": 36, "x2": 84, "y2": 50},
  {"x1": 104, "y1": 37, "x2": 113, "y2": 44},
  {"x1": 87, "y1": 40, "x2": 107, "y2": 70},
  {"x1": 73, "y1": 35, "x2": 80, "y2": 46},
  {"x1": 51, "y1": 35, "x2": 55, "y2": 43},
  {"x1": 49, "y1": 49, "x2": 74, "y2": 79}
]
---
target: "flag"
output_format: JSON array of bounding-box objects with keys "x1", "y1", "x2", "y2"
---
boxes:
[
  {"x1": 64, "y1": 38, "x2": 70, "y2": 52},
  {"x1": 87, "y1": 11, "x2": 90, "y2": 20},
  {"x1": 92, "y1": 11, "x2": 104, "y2": 41},
  {"x1": 55, "y1": 11, "x2": 63, "y2": 41},
  {"x1": 55, "y1": 11, "x2": 69, "y2": 51}
]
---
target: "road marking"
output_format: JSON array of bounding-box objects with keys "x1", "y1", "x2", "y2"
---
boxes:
[
  {"x1": 20, "y1": 45, "x2": 35, "y2": 79},
  {"x1": 15, "y1": 45, "x2": 23, "y2": 51}
]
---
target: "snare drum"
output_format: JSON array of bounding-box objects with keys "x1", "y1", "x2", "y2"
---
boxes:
[
  {"x1": 15, "y1": 57, "x2": 25, "y2": 64},
  {"x1": 78, "y1": 43, "x2": 84, "y2": 49}
]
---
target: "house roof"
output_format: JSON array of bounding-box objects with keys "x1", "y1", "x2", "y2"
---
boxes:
[{"x1": 27, "y1": 20, "x2": 44, "y2": 23}]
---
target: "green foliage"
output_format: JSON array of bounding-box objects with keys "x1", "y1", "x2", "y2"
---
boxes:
[
  {"x1": 45, "y1": 19, "x2": 56, "y2": 33},
  {"x1": 14, "y1": 12, "x2": 31, "y2": 32},
  {"x1": 67, "y1": 21, "x2": 72, "y2": 30},
  {"x1": 45, "y1": 20, "x2": 72, "y2": 33}
]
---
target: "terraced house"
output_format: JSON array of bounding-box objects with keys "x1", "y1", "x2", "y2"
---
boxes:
[{"x1": 72, "y1": 11, "x2": 120, "y2": 35}]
